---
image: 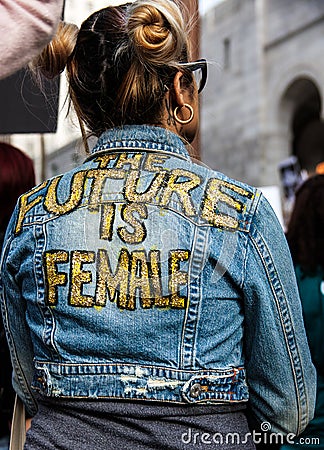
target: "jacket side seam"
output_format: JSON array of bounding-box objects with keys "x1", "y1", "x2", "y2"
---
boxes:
[{"x1": 249, "y1": 229, "x2": 307, "y2": 435}]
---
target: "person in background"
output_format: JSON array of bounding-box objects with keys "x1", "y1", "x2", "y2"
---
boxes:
[
  {"x1": 0, "y1": 0, "x2": 63, "y2": 80},
  {"x1": 282, "y1": 175, "x2": 324, "y2": 449},
  {"x1": 0, "y1": 1, "x2": 316, "y2": 449},
  {"x1": 0, "y1": 142, "x2": 35, "y2": 450}
]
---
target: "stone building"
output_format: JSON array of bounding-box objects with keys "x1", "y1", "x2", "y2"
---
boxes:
[{"x1": 201, "y1": 0, "x2": 324, "y2": 187}]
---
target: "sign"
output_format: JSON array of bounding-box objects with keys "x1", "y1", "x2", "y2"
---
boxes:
[{"x1": 0, "y1": 69, "x2": 59, "y2": 134}]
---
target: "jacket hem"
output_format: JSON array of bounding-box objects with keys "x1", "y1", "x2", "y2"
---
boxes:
[{"x1": 32, "y1": 361, "x2": 249, "y2": 404}]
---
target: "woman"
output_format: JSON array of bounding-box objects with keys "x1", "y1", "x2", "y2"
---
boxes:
[
  {"x1": 283, "y1": 175, "x2": 324, "y2": 449},
  {"x1": 0, "y1": 1, "x2": 316, "y2": 449}
]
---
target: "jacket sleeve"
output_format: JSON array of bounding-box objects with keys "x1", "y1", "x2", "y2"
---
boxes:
[
  {"x1": 0, "y1": 0, "x2": 63, "y2": 80},
  {"x1": 0, "y1": 208, "x2": 38, "y2": 416},
  {"x1": 243, "y1": 193, "x2": 316, "y2": 436}
]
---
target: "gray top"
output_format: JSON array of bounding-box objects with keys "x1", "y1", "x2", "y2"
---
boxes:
[{"x1": 25, "y1": 397, "x2": 255, "y2": 449}]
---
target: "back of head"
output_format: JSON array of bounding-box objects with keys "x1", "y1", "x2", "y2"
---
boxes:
[
  {"x1": 31, "y1": 0, "x2": 192, "y2": 137},
  {"x1": 286, "y1": 175, "x2": 324, "y2": 273},
  {"x1": 0, "y1": 143, "x2": 36, "y2": 234}
]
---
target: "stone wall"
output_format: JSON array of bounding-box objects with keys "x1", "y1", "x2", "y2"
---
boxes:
[{"x1": 201, "y1": 0, "x2": 324, "y2": 187}]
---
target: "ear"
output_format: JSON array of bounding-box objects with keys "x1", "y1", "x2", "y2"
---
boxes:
[{"x1": 172, "y1": 71, "x2": 186, "y2": 107}]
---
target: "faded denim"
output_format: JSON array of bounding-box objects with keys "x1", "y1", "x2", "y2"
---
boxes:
[{"x1": 0, "y1": 125, "x2": 316, "y2": 436}]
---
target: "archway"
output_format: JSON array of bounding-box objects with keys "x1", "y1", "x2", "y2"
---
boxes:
[{"x1": 281, "y1": 77, "x2": 324, "y2": 174}]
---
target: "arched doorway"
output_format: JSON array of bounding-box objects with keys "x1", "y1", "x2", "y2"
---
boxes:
[{"x1": 281, "y1": 77, "x2": 324, "y2": 174}]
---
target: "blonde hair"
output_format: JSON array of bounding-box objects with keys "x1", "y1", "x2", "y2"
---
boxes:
[
  {"x1": 117, "y1": 0, "x2": 189, "y2": 116},
  {"x1": 127, "y1": 0, "x2": 187, "y2": 66},
  {"x1": 31, "y1": 0, "x2": 192, "y2": 143},
  {"x1": 30, "y1": 21, "x2": 78, "y2": 79}
]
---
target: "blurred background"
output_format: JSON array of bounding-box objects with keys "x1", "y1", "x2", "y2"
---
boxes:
[{"x1": 1, "y1": 0, "x2": 324, "y2": 227}]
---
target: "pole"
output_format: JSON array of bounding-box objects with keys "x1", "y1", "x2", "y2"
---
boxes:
[
  {"x1": 40, "y1": 134, "x2": 46, "y2": 182},
  {"x1": 186, "y1": 0, "x2": 201, "y2": 159}
]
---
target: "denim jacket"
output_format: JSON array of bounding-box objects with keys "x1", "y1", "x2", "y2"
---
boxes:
[{"x1": 0, "y1": 125, "x2": 316, "y2": 435}]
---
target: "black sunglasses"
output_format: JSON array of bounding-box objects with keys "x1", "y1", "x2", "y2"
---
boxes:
[{"x1": 179, "y1": 58, "x2": 207, "y2": 94}]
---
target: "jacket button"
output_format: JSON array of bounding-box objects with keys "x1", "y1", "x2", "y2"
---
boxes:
[{"x1": 190, "y1": 383, "x2": 202, "y2": 398}]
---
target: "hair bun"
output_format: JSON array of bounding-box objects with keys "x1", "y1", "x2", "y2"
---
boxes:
[
  {"x1": 30, "y1": 21, "x2": 79, "y2": 79},
  {"x1": 127, "y1": 0, "x2": 186, "y2": 66}
]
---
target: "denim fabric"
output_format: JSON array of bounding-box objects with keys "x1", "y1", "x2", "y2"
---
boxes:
[{"x1": 0, "y1": 125, "x2": 316, "y2": 436}]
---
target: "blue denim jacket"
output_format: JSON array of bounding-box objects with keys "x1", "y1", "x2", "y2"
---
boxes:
[{"x1": 0, "y1": 125, "x2": 316, "y2": 435}]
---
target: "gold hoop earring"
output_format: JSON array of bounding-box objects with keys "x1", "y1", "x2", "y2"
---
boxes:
[{"x1": 173, "y1": 104, "x2": 194, "y2": 124}]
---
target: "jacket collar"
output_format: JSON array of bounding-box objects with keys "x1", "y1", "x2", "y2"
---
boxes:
[{"x1": 89, "y1": 125, "x2": 191, "y2": 161}]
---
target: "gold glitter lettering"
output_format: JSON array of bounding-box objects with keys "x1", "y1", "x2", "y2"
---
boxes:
[
  {"x1": 87, "y1": 169, "x2": 125, "y2": 211},
  {"x1": 201, "y1": 179, "x2": 252, "y2": 230},
  {"x1": 125, "y1": 170, "x2": 167, "y2": 203},
  {"x1": 15, "y1": 181, "x2": 48, "y2": 234},
  {"x1": 129, "y1": 250, "x2": 152, "y2": 310},
  {"x1": 168, "y1": 250, "x2": 190, "y2": 308},
  {"x1": 149, "y1": 250, "x2": 168, "y2": 307},
  {"x1": 160, "y1": 169, "x2": 200, "y2": 216},
  {"x1": 44, "y1": 250, "x2": 69, "y2": 306},
  {"x1": 143, "y1": 154, "x2": 169, "y2": 172},
  {"x1": 43, "y1": 247, "x2": 191, "y2": 311},
  {"x1": 69, "y1": 250, "x2": 95, "y2": 307},
  {"x1": 44, "y1": 172, "x2": 86, "y2": 215},
  {"x1": 94, "y1": 154, "x2": 118, "y2": 169},
  {"x1": 99, "y1": 203, "x2": 116, "y2": 241},
  {"x1": 115, "y1": 153, "x2": 143, "y2": 170},
  {"x1": 95, "y1": 248, "x2": 129, "y2": 309},
  {"x1": 117, "y1": 203, "x2": 148, "y2": 244}
]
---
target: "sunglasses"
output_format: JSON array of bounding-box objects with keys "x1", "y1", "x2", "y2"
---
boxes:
[{"x1": 179, "y1": 58, "x2": 207, "y2": 94}]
